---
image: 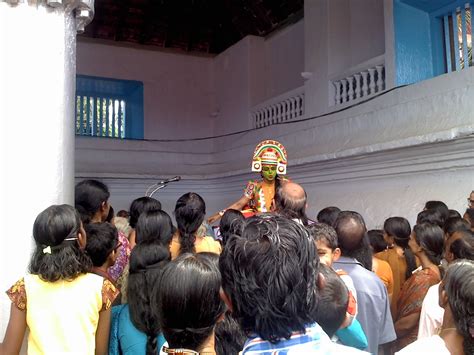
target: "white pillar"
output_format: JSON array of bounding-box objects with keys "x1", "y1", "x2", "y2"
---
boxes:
[{"x1": 0, "y1": 0, "x2": 94, "y2": 340}]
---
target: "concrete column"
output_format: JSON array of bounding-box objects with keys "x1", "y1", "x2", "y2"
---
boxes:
[{"x1": 0, "y1": 0, "x2": 94, "y2": 339}]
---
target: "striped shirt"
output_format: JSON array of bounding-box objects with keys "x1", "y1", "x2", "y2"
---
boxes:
[{"x1": 242, "y1": 323, "x2": 369, "y2": 354}]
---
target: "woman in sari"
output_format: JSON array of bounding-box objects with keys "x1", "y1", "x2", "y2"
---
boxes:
[{"x1": 394, "y1": 222, "x2": 444, "y2": 351}]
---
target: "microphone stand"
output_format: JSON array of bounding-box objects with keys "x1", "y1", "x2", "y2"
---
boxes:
[
  {"x1": 145, "y1": 176, "x2": 181, "y2": 198},
  {"x1": 145, "y1": 183, "x2": 167, "y2": 198}
]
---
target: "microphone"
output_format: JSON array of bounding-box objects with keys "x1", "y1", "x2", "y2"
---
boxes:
[{"x1": 158, "y1": 176, "x2": 181, "y2": 184}]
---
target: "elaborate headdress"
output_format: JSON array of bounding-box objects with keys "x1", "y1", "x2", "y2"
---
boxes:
[{"x1": 251, "y1": 140, "x2": 288, "y2": 175}]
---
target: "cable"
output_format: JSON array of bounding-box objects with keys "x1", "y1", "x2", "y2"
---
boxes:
[{"x1": 118, "y1": 84, "x2": 407, "y2": 143}]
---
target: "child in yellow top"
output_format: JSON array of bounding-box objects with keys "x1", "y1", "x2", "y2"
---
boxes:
[{"x1": 0, "y1": 204, "x2": 119, "y2": 355}]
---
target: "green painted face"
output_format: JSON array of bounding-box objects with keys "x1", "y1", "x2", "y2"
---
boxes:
[{"x1": 261, "y1": 165, "x2": 277, "y2": 181}]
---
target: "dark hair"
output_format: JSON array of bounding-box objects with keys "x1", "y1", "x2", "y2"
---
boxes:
[
  {"x1": 425, "y1": 200, "x2": 449, "y2": 224},
  {"x1": 314, "y1": 264, "x2": 349, "y2": 337},
  {"x1": 307, "y1": 223, "x2": 338, "y2": 250},
  {"x1": 128, "y1": 243, "x2": 170, "y2": 355},
  {"x1": 117, "y1": 210, "x2": 129, "y2": 219},
  {"x1": 444, "y1": 217, "x2": 471, "y2": 238},
  {"x1": 384, "y1": 217, "x2": 417, "y2": 278},
  {"x1": 413, "y1": 223, "x2": 445, "y2": 265},
  {"x1": 136, "y1": 210, "x2": 174, "y2": 246},
  {"x1": 448, "y1": 209, "x2": 462, "y2": 219},
  {"x1": 443, "y1": 260, "x2": 474, "y2": 355},
  {"x1": 215, "y1": 312, "x2": 246, "y2": 355},
  {"x1": 84, "y1": 223, "x2": 118, "y2": 267},
  {"x1": 106, "y1": 206, "x2": 115, "y2": 223},
  {"x1": 448, "y1": 231, "x2": 474, "y2": 261},
  {"x1": 367, "y1": 229, "x2": 388, "y2": 253},
  {"x1": 219, "y1": 214, "x2": 319, "y2": 343},
  {"x1": 203, "y1": 251, "x2": 244, "y2": 355},
  {"x1": 334, "y1": 211, "x2": 372, "y2": 270},
  {"x1": 417, "y1": 209, "x2": 444, "y2": 228},
  {"x1": 174, "y1": 192, "x2": 206, "y2": 255},
  {"x1": 157, "y1": 253, "x2": 225, "y2": 351},
  {"x1": 274, "y1": 183, "x2": 308, "y2": 225},
  {"x1": 219, "y1": 209, "x2": 244, "y2": 247},
  {"x1": 317, "y1": 207, "x2": 341, "y2": 227},
  {"x1": 29, "y1": 205, "x2": 92, "y2": 282},
  {"x1": 75, "y1": 180, "x2": 110, "y2": 224},
  {"x1": 129, "y1": 197, "x2": 162, "y2": 229},
  {"x1": 464, "y1": 208, "x2": 474, "y2": 228}
]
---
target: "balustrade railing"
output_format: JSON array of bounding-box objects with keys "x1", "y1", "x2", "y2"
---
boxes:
[
  {"x1": 330, "y1": 55, "x2": 385, "y2": 106},
  {"x1": 252, "y1": 86, "x2": 304, "y2": 128}
]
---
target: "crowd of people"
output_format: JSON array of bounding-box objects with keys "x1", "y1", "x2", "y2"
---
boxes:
[{"x1": 0, "y1": 140, "x2": 473, "y2": 355}]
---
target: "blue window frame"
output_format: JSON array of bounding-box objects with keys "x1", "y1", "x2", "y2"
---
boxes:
[
  {"x1": 75, "y1": 75, "x2": 144, "y2": 139},
  {"x1": 395, "y1": 0, "x2": 473, "y2": 85}
]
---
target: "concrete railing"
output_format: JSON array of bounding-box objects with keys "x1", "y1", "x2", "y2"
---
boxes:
[
  {"x1": 330, "y1": 55, "x2": 385, "y2": 106},
  {"x1": 251, "y1": 86, "x2": 304, "y2": 128}
]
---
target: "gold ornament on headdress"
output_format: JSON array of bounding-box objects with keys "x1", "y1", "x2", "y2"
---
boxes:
[{"x1": 251, "y1": 140, "x2": 288, "y2": 175}]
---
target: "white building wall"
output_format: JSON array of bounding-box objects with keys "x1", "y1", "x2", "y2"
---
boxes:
[
  {"x1": 77, "y1": 68, "x2": 474, "y2": 226},
  {"x1": 261, "y1": 20, "x2": 305, "y2": 103},
  {"x1": 75, "y1": 1, "x2": 473, "y2": 230},
  {"x1": 76, "y1": 41, "x2": 214, "y2": 140}
]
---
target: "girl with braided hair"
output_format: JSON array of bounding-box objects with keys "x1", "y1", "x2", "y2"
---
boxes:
[{"x1": 169, "y1": 192, "x2": 221, "y2": 259}]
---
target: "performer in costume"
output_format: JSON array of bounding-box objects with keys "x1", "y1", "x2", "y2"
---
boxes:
[{"x1": 208, "y1": 139, "x2": 288, "y2": 224}]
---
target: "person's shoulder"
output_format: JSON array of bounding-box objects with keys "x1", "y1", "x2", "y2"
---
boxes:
[
  {"x1": 377, "y1": 259, "x2": 393, "y2": 274},
  {"x1": 202, "y1": 236, "x2": 222, "y2": 252},
  {"x1": 345, "y1": 263, "x2": 388, "y2": 293},
  {"x1": 327, "y1": 343, "x2": 370, "y2": 354},
  {"x1": 395, "y1": 335, "x2": 447, "y2": 354},
  {"x1": 374, "y1": 249, "x2": 390, "y2": 261}
]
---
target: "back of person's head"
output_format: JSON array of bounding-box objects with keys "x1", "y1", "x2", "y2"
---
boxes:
[
  {"x1": 157, "y1": 253, "x2": 225, "y2": 352},
  {"x1": 464, "y1": 208, "x2": 474, "y2": 229},
  {"x1": 444, "y1": 217, "x2": 471, "y2": 239},
  {"x1": 314, "y1": 264, "x2": 349, "y2": 337},
  {"x1": 219, "y1": 214, "x2": 319, "y2": 343},
  {"x1": 317, "y1": 206, "x2": 341, "y2": 227},
  {"x1": 334, "y1": 211, "x2": 372, "y2": 270},
  {"x1": 413, "y1": 223, "x2": 445, "y2": 265},
  {"x1": 117, "y1": 209, "x2": 129, "y2": 219},
  {"x1": 424, "y1": 200, "x2": 449, "y2": 223},
  {"x1": 84, "y1": 223, "x2": 119, "y2": 267},
  {"x1": 219, "y1": 209, "x2": 244, "y2": 247},
  {"x1": 136, "y1": 209, "x2": 174, "y2": 246},
  {"x1": 29, "y1": 204, "x2": 92, "y2": 282},
  {"x1": 215, "y1": 312, "x2": 247, "y2": 355},
  {"x1": 128, "y1": 243, "x2": 170, "y2": 355},
  {"x1": 307, "y1": 223, "x2": 338, "y2": 250},
  {"x1": 367, "y1": 229, "x2": 388, "y2": 253},
  {"x1": 129, "y1": 197, "x2": 162, "y2": 229},
  {"x1": 334, "y1": 211, "x2": 366, "y2": 253},
  {"x1": 441, "y1": 260, "x2": 474, "y2": 355},
  {"x1": 174, "y1": 192, "x2": 206, "y2": 255},
  {"x1": 448, "y1": 209, "x2": 462, "y2": 219},
  {"x1": 274, "y1": 182, "x2": 308, "y2": 225},
  {"x1": 75, "y1": 179, "x2": 110, "y2": 224},
  {"x1": 446, "y1": 230, "x2": 474, "y2": 262},
  {"x1": 417, "y1": 209, "x2": 444, "y2": 228},
  {"x1": 383, "y1": 216, "x2": 416, "y2": 278}
]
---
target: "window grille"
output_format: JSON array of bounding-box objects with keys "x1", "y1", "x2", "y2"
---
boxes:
[
  {"x1": 442, "y1": 3, "x2": 472, "y2": 71},
  {"x1": 75, "y1": 76, "x2": 144, "y2": 139}
]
